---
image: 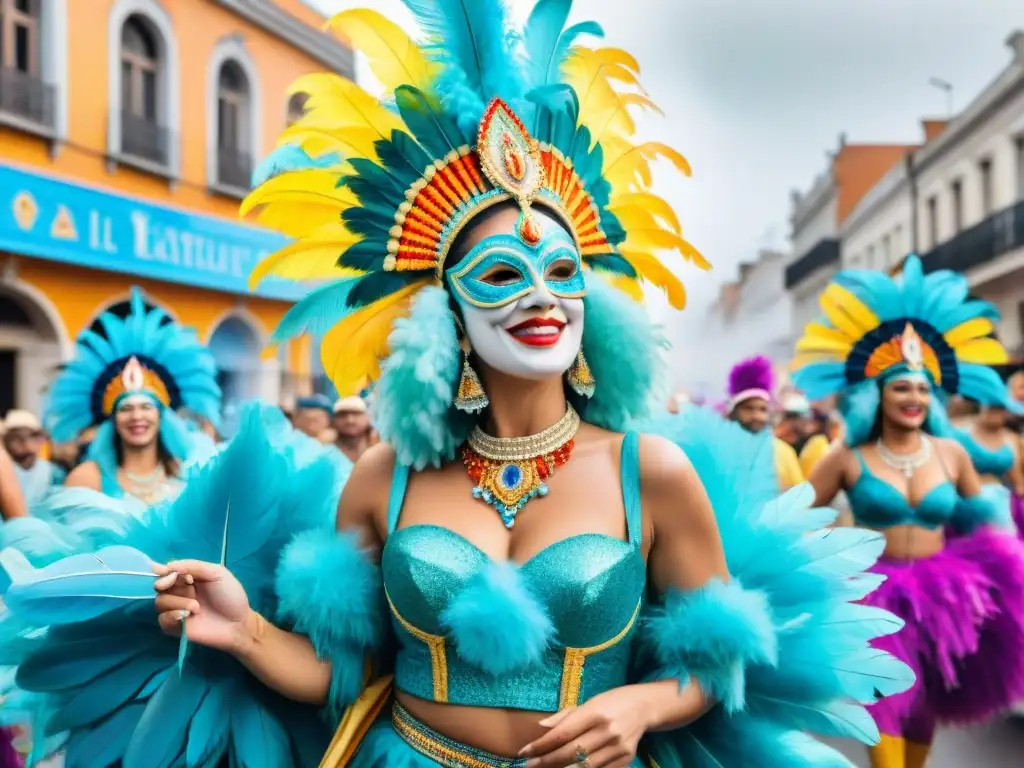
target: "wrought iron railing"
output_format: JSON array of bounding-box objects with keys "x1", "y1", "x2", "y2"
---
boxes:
[
  {"x1": 119, "y1": 111, "x2": 170, "y2": 166},
  {"x1": 0, "y1": 66, "x2": 55, "y2": 128},
  {"x1": 920, "y1": 200, "x2": 1024, "y2": 275},
  {"x1": 216, "y1": 145, "x2": 253, "y2": 191}
]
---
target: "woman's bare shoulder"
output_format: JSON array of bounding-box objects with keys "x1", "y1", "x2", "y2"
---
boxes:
[{"x1": 65, "y1": 460, "x2": 102, "y2": 490}]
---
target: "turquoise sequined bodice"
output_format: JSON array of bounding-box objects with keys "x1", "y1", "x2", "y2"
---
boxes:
[
  {"x1": 847, "y1": 450, "x2": 958, "y2": 529},
  {"x1": 954, "y1": 429, "x2": 1014, "y2": 478},
  {"x1": 381, "y1": 433, "x2": 646, "y2": 712}
]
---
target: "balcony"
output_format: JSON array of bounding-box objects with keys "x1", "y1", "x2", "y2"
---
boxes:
[
  {"x1": 119, "y1": 111, "x2": 171, "y2": 168},
  {"x1": 784, "y1": 238, "x2": 841, "y2": 289},
  {"x1": 920, "y1": 200, "x2": 1024, "y2": 275},
  {"x1": 0, "y1": 66, "x2": 55, "y2": 134},
  {"x1": 214, "y1": 146, "x2": 253, "y2": 196}
]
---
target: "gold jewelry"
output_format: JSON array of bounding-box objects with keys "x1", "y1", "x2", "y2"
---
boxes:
[
  {"x1": 462, "y1": 404, "x2": 580, "y2": 527},
  {"x1": 455, "y1": 353, "x2": 489, "y2": 413},
  {"x1": 567, "y1": 349, "x2": 596, "y2": 398},
  {"x1": 575, "y1": 745, "x2": 591, "y2": 767}
]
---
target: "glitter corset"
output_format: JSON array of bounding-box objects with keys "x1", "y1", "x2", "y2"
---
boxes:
[{"x1": 381, "y1": 433, "x2": 646, "y2": 712}]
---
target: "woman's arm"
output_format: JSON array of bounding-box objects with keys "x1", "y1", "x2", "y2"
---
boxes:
[
  {"x1": 63, "y1": 460, "x2": 102, "y2": 492},
  {"x1": 157, "y1": 444, "x2": 393, "y2": 707},
  {"x1": 640, "y1": 434, "x2": 729, "y2": 729},
  {"x1": 0, "y1": 446, "x2": 27, "y2": 519},
  {"x1": 946, "y1": 439, "x2": 982, "y2": 498},
  {"x1": 808, "y1": 441, "x2": 852, "y2": 508}
]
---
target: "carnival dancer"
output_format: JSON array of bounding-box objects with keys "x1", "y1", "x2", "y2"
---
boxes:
[
  {"x1": 47, "y1": 288, "x2": 221, "y2": 506},
  {"x1": 0, "y1": 2, "x2": 913, "y2": 766},
  {"x1": 725, "y1": 355, "x2": 804, "y2": 490},
  {"x1": 792, "y1": 254, "x2": 1024, "y2": 768},
  {"x1": 952, "y1": 401, "x2": 1024, "y2": 537}
]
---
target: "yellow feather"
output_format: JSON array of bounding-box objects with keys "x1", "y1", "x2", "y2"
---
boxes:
[
  {"x1": 603, "y1": 141, "x2": 692, "y2": 193},
  {"x1": 323, "y1": 9, "x2": 438, "y2": 94},
  {"x1": 619, "y1": 249, "x2": 687, "y2": 309},
  {"x1": 790, "y1": 352, "x2": 837, "y2": 370},
  {"x1": 280, "y1": 125, "x2": 380, "y2": 161},
  {"x1": 241, "y1": 169, "x2": 354, "y2": 219},
  {"x1": 944, "y1": 317, "x2": 996, "y2": 347},
  {"x1": 287, "y1": 73, "x2": 407, "y2": 146},
  {"x1": 819, "y1": 284, "x2": 880, "y2": 339},
  {"x1": 249, "y1": 223, "x2": 362, "y2": 288},
  {"x1": 608, "y1": 275, "x2": 645, "y2": 303},
  {"x1": 620, "y1": 93, "x2": 663, "y2": 115},
  {"x1": 622, "y1": 229, "x2": 709, "y2": 270},
  {"x1": 795, "y1": 336, "x2": 851, "y2": 356},
  {"x1": 321, "y1": 281, "x2": 428, "y2": 396},
  {"x1": 245, "y1": 202, "x2": 341, "y2": 240},
  {"x1": 562, "y1": 48, "x2": 645, "y2": 140},
  {"x1": 607, "y1": 193, "x2": 681, "y2": 234},
  {"x1": 802, "y1": 321, "x2": 855, "y2": 347},
  {"x1": 568, "y1": 47, "x2": 641, "y2": 77},
  {"x1": 953, "y1": 338, "x2": 1009, "y2": 365}
]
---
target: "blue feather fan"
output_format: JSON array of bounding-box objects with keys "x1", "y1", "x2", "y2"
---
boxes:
[{"x1": 0, "y1": 403, "x2": 349, "y2": 767}]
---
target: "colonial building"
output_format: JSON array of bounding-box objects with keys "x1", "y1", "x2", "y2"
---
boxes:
[
  {"x1": 846, "y1": 31, "x2": 1024, "y2": 355},
  {"x1": 0, "y1": 0, "x2": 352, "y2": 423},
  {"x1": 783, "y1": 138, "x2": 919, "y2": 365}
]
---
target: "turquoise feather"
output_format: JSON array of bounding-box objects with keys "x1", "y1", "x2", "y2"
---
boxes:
[
  {"x1": 347, "y1": 271, "x2": 423, "y2": 309},
  {"x1": 4, "y1": 546, "x2": 156, "y2": 626},
  {"x1": 394, "y1": 85, "x2": 468, "y2": 158},
  {"x1": 272, "y1": 278, "x2": 361, "y2": 342},
  {"x1": 522, "y1": 0, "x2": 572, "y2": 89}
]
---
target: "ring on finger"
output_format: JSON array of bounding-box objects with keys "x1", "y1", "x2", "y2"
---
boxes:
[{"x1": 574, "y1": 745, "x2": 590, "y2": 768}]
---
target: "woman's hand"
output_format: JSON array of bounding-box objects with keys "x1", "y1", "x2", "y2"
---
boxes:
[
  {"x1": 153, "y1": 559, "x2": 252, "y2": 654},
  {"x1": 519, "y1": 685, "x2": 652, "y2": 768}
]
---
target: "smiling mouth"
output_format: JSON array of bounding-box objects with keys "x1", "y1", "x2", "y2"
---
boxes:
[
  {"x1": 127, "y1": 424, "x2": 151, "y2": 436},
  {"x1": 899, "y1": 406, "x2": 924, "y2": 417},
  {"x1": 505, "y1": 317, "x2": 566, "y2": 347}
]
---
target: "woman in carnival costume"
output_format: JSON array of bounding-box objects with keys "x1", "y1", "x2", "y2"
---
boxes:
[
  {"x1": 723, "y1": 355, "x2": 804, "y2": 490},
  {"x1": 792, "y1": 254, "x2": 1024, "y2": 768},
  {"x1": 46, "y1": 288, "x2": 221, "y2": 507},
  {"x1": 951, "y1": 398, "x2": 1024, "y2": 537},
  {"x1": 0, "y1": 2, "x2": 912, "y2": 767}
]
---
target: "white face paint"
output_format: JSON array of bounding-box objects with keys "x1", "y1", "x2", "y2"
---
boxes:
[
  {"x1": 460, "y1": 283, "x2": 585, "y2": 381},
  {"x1": 447, "y1": 224, "x2": 586, "y2": 381}
]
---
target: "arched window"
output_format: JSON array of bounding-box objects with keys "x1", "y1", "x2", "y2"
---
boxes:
[
  {"x1": 286, "y1": 92, "x2": 308, "y2": 126},
  {"x1": 215, "y1": 60, "x2": 250, "y2": 189},
  {"x1": 119, "y1": 14, "x2": 166, "y2": 164},
  {"x1": 0, "y1": 0, "x2": 40, "y2": 75}
]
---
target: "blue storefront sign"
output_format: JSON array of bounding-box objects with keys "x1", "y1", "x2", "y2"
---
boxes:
[{"x1": 0, "y1": 161, "x2": 307, "y2": 301}]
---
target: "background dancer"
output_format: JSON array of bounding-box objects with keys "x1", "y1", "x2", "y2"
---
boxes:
[
  {"x1": 793, "y1": 255, "x2": 1024, "y2": 768},
  {"x1": 724, "y1": 355, "x2": 804, "y2": 489},
  {"x1": 953, "y1": 402, "x2": 1024, "y2": 536},
  {"x1": 48, "y1": 288, "x2": 221, "y2": 505},
  {"x1": 1, "y1": 410, "x2": 64, "y2": 505}
]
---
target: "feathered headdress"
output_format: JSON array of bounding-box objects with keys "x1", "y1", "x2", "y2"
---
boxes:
[
  {"x1": 791, "y1": 255, "x2": 1015, "y2": 440},
  {"x1": 726, "y1": 355, "x2": 775, "y2": 412},
  {"x1": 45, "y1": 288, "x2": 222, "y2": 468},
  {"x1": 241, "y1": 0, "x2": 701, "y2": 465}
]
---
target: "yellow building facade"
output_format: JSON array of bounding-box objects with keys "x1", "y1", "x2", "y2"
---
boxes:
[{"x1": 0, "y1": 0, "x2": 348, "y2": 423}]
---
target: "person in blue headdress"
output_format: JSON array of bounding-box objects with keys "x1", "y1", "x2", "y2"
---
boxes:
[
  {"x1": 792, "y1": 254, "x2": 1024, "y2": 768},
  {"x1": 46, "y1": 288, "x2": 222, "y2": 506}
]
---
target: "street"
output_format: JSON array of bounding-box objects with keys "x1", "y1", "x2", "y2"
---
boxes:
[{"x1": 830, "y1": 717, "x2": 1024, "y2": 766}]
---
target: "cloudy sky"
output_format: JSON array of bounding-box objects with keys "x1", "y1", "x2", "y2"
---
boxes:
[{"x1": 307, "y1": 0, "x2": 1023, "y2": 357}]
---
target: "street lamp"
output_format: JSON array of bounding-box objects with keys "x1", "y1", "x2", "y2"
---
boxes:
[{"x1": 929, "y1": 77, "x2": 953, "y2": 117}]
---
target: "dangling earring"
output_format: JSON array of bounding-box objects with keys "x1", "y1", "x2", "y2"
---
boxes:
[
  {"x1": 455, "y1": 338, "x2": 489, "y2": 413},
  {"x1": 567, "y1": 349, "x2": 596, "y2": 398}
]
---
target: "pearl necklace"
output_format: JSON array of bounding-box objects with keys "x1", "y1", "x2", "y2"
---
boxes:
[
  {"x1": 462, "y1": 405, "x2": 581, "y2": 528},
  {"x1": 876, "y1": 435, "x2": 931, "y2": 478}
]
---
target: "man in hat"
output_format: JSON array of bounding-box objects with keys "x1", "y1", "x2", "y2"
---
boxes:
[
  {"x1": 332, "y1": 396, "x2": 374, "y2": 463},
  {"x1": 291, "y1": 394, "x2": 334, "y2": 441},
  {"x1": 725, "y1": 356, "x2": 804, "y2": 491},
  {"x1": 2, "y1": 409, "x2": 65, "y2": 505}
]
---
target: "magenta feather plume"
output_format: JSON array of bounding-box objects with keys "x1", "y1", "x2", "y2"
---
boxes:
[{"x1": 727, "y1": 356, "x2": 775, "y2": 399}]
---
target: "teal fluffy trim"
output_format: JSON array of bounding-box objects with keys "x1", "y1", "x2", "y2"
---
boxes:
[
  {"x1": 577, "y1": 275, "x2": 667, "y2": 431},
  {"x1": 440, "y1": 561, "x2": 553, "y2": 676},
  {"x1": 952, "y1": 486, "x2": 1014, "y2": 534},
  {"x1": 636, "y1": 406, "x2": 914, "y2": 762},
  {"x1": 641, "y1": 579, "x2": 776, "y2": 712},
  {"x1": 371, "y1": 286, "x2": 474, "y2": 470},
  {"x1": 275, "y1": 530, "x2": 383, "y2": 719}
]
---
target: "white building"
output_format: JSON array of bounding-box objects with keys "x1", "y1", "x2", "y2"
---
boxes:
[
  {"x1": 841, "y1": 31, "x2": 1024, "y2": 354},
  {"x1": 694, "y1": 250, "x2": 792, "y2": 399}
]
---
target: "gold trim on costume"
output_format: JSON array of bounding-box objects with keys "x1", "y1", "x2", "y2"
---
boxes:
[
  {"x1": 386, "y1": 590, "x2": 449, "y2": 702},
  {"x1": 558, "y1": 599, "x2": 642, "y2": 709}
]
